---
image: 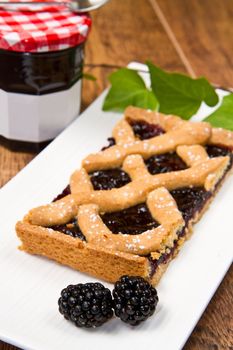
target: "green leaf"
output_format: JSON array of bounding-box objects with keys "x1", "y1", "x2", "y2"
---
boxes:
[
  {"x1": 102, "y1": 68, "x2": 159, "y2": 112},
  {"x1": 204, "y1": 94, "x2": 233, "y2": 130},
  {"x1": 147, "y1": 61, "x2": 219, "y2": 119}
]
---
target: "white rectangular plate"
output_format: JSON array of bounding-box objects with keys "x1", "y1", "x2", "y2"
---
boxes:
[{"x1": 0, "y1": 64, "x2": 232, "y2": 350}]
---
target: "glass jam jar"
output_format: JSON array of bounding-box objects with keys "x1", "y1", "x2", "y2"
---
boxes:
[{"x1": 0, "y1": 6, "x2": 91, "y2": 143}]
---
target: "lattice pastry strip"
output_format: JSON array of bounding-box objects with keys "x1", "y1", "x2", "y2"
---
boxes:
[
  {"x1": 125, "y1": 106, "x2": 233, "y2": 146},
  {"x1": 16, "y1": 106, "x2": 233, "y2": 285},
  {"x1": 82, "y1": 120, "x2": 211, "y2": 172},
  {"x1": 77, "y1": 187, "x2": 184, "y2": 255},
  {"x1": 27, "y1": 145, "x2": 229, "y2": 239}
]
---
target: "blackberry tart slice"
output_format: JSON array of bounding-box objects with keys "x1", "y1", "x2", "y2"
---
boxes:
[{"x1": 16, "y1": 106, "x2": 233, "y2": 285}]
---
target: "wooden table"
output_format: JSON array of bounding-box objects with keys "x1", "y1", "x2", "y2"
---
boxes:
[{"x1": 0, "y1": 0, "x2": 232, "y2": 349}]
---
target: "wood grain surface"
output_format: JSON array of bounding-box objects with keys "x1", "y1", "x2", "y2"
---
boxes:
[
  {"x1": 154, "y1": 0, "x2": 233, "y2": 87},
  {"x1": 0, "y1": 0, "x2": 232, "y2": 349}
]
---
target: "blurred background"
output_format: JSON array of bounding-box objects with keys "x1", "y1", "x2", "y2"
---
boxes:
[{"x1": 82, "y1": 0, "x2": 233, "y2": 109}]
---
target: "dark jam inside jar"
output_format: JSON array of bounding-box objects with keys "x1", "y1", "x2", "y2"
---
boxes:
[{"x1": 0, "y1": 45, "x2": 84, "y2": 95}]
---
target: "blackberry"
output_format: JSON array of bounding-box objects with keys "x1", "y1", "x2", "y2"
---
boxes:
[
  {"x1": 58, "y1": 282, "x2": 113, "y2": 328},
  {"x1": 112, "y1": 275, "x2": 158, "y2": 326}
]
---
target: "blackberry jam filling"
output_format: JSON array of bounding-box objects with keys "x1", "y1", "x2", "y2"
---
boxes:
[
  {"x1": 89, "y1": 168, "x2": 131, "y2": 190},
  {"x1": 148, "y1": 187, "x2": 212, "y2": 276},
  {"x1": 51, "y1": 142, "x2": 232, "y2": 250},
  {"x1": 52, "y1": 120, "x2": 166, "y2": 199},
  {"x1": 206, "y1": 144, "x2": 232, "y2": 158},
  {"x1": 51, "y1": 187, "x2": 86, "y2": 239},
  {"x1": 170, "y1": 187, "x2": 211, "y2": 224},
  {"x1": 101, "y1": 137, "x2": 116, "y2": 151},
  {"x1": 206, "y1": 144, "x2": 233, "y2": 168},
  {"x1": 149, "y1": 240, "x2": 179, "y2": 276},
  {"x1": 51, "y1": 219, "x2": 86, "y2": 241},
  {"x1": 53, "y1": 185, "x2": 71, "y2": 202},
  {"x1": 101, "y1": 204, "x2": 159, "y2": 235},
  {"x1": 128, "y1": 119, "x2": 165, "y2": 140},
  {"x1": 145, "y1": 152, "x2": 187, "y2": 175},
  {"x1": 52, "y1": 167, "x2": 131, "y2": 200},
  {"x1": 149, "y1": 182, "x2": 226, "y2": 276}
]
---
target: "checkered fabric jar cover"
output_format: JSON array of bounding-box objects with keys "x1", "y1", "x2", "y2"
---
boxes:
[{"x1": 0, "y1": 2, "x2": 92, "y2": 52}]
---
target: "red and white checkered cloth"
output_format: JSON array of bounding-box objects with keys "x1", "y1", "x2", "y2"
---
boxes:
[{"x1": 0, "y1": 2, "x2": 91, "y2": 52}]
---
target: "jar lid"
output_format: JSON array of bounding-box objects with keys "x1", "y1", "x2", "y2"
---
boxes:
[{"x1": 0, "y1": 3, "x2": 91, "y2": 52}]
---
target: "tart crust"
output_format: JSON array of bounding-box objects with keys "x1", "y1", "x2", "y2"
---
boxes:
[{"x1": 16, "y1": 106, "x2": 233, "y2": 285}]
